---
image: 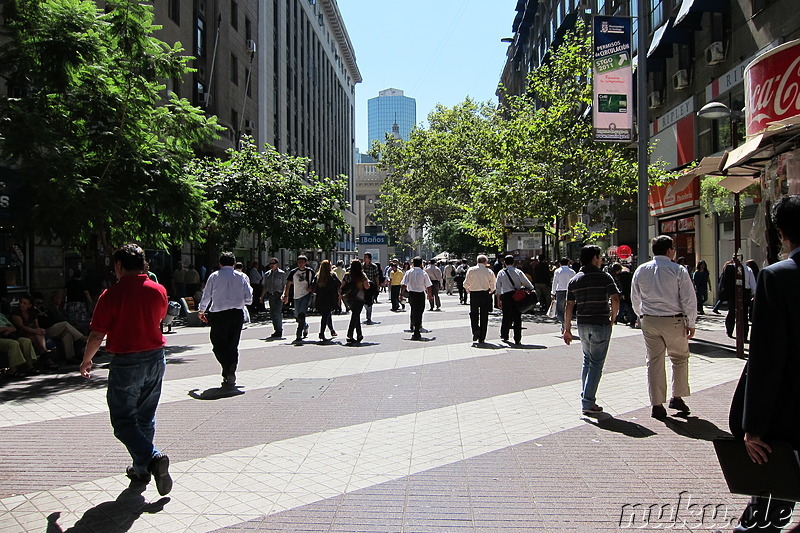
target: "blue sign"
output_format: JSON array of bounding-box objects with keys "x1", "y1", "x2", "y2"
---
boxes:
[{"x1": 359, "y1": 234, "x2": 387, "y2": 245}]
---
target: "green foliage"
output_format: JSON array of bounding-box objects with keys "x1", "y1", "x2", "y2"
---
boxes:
[
  {"x1": 186, "y1": 137, "x2": 350, "y2": 252},
  {"x1": 699, "y1": 176, "x2": 760, "y2": 215},
  {"x1": 371, "y1": 21, "x2": 676, "y2": 251},
  {"x1": 0, "y1": 0, "x2": 220, "y2": 250},
  {"x1": 427, "y1": 220, "x2": 482, "y2": 258}
]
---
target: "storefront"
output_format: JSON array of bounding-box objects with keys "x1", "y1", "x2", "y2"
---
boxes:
[{"x1": 648, "y1": 178, "x2": 701, "y2": 268}]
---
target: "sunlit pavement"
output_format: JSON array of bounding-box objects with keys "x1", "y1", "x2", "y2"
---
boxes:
[{"x1": 1, "y1": 295, "x2": 791, "y2": 532}]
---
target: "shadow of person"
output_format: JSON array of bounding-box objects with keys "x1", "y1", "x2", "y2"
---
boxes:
[
  {"x1": 57, "y1": 482, "x2": 169, "y2": 532},
  {"x1": 188, "y1": 386, "x2": 245, "y2": 400},
  {"x1": 663, "y1": 415, "x2": 733, "y2": 441},
  {"x1": 582, "y1": 414, "x2": 657, "y2": 438},
  {"x1": 472, "y1": 342, "x2": 506, "y2": 350},
  {"x1": 507, "y1": 343, "x2": 547, "y2": 350}
]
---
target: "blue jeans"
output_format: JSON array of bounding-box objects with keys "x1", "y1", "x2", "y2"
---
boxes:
[
  {"x1": 577, "y1": 324, "x2": 612, "y2": 410},
  {"x1": 555, "y1": 291, "x2": 567, "y2": 331},
  {"x1": 267, "y1": 292, "x2": 283, "y2": 334},
  {"x1": 107, "y1": 348, "x2": 166, "y2": 476},
  {"x1": 293, "y1": 293, "x2": 312, "y2": 338}
]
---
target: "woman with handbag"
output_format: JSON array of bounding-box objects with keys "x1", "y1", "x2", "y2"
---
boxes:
[{"x1": 341, "y1": 260, "x2": 370, "y2": 344}]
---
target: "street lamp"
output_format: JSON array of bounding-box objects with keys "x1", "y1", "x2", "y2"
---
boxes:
[{"x1": 697, "y1": 101, "x2": 747, "y2": 359}]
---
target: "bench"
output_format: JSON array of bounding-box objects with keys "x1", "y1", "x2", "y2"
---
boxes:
[{"x1": 181, "y1": 297, "x2": 204, "y2": 327}]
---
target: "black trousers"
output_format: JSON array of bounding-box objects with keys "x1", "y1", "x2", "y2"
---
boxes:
[
  {"x1": 500, "y1": 292, "x2": 522, "y2": 343},
  {"x1": 725, "y1": 291, "x2": 751, "y2": 339},
  {"x1": 469, "y1": 290, "x2": 492, "y2": 342},
  {"x1": 390, "y1": 285, "x2": 401, "y2": 310},
  {"x1": 207, "y1": 308, "x2": 244, "y2": 380},
  {"x1": 408, "y1": 291, "x2": 426, "y2": 335}
]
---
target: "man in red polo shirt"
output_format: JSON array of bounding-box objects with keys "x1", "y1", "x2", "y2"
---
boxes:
[{"x1": 80, "y1": 243, "x2": 172, "y2": 496}]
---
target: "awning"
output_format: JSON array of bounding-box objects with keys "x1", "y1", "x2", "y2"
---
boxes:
[
  {"x1": 647, "y1": 18, "x2": 691, "y2": 58},
  {"x1": 717, "y1": 176, "x2": 759, "y2": 194},
  {"x1": 671, "y1": 154, "x2": 760, "y2": 193},
  {"x1": 675, "y1": 0, "x2": 727, "y2": 27}
]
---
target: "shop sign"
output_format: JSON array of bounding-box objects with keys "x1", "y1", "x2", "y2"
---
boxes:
[
  {"x1": 617, "y1": 245, "x2": 632, "y2": 260},
  {"x1": 648, "y1": 178, "x2": 700, "y2": 216},
  {"x1": 661, "y1": 220, "x2": 677, "y2": 233},
  {"x1": 745, "y1": 39, "x2": 800, "y2": 137},
  {"x1": 592, "y1": 16, "x2": 633, "y2": 142},
  {"x1": 677, "y1": 216, "x2": 695, "y2": 231}
]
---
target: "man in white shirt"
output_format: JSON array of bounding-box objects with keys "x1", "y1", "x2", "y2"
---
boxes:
[
  {"x1": 630, "y1": 235, "x2": 697, "y2": 419},
  {"x1": 551, "y1": 257, "x2": 577, "y2": 333},
  {"x1": 496, "y1": 255, "x2": 534, "y2": 345},
  {"x1": 198, "y1": 252, "x2": 254, "y2": 388},
  {"x1": 424, "y1": 260, "x2": 444, "y2": 311},
  {"x1": 401, "y1": 257, "x2": 432, "y2": 340},
  {"x1": 464, "y1": 254, "x2": 496, "y2": 344}
]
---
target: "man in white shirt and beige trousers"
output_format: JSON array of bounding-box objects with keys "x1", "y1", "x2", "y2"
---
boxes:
[{"x1": 631, "y1": 235, "x2": 697, "y2": 419}]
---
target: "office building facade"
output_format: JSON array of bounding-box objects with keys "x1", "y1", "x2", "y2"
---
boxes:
[
  {"x1": 367, "y1": 88, "x2": 416, "y2": 148},
  {"x1": 499, "y1": 0, "x2": 800, "y2": 278}
]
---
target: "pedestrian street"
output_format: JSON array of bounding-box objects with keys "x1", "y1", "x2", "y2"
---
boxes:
[{"x1": 1, "y1": 294, "x2": 791, "y2": 532}]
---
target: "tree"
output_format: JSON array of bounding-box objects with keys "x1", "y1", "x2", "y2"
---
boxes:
[
  {"x1": 0, "y1": 0, "x2": 220, "y2": 251},
  {"x1": 186, "y1": 137, "x2": 350, "y2": 253},
  {"x1": 371, "y1": 21, "x2": 675, "y2": 251},
  {"x1": 427, "y1": 220, "x2": 482, "y2": 258}
]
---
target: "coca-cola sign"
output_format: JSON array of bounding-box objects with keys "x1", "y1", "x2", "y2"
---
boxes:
[{"x1": 745, "y1": 39, "x2": 800, "y2": 137}]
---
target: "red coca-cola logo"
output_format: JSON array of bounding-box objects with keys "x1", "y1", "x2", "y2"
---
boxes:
[{"x1": 745, "y1": 40, "x2": 800, "y2": 137}]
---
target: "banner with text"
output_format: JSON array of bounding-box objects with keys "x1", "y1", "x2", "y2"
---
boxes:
[{"x1": 593, "y1": 16, "x2": 633, "y2": 142}]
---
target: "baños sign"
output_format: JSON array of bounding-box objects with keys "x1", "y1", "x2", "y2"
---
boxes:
[{"x1": 745, "y1": 39, "x2": 800, "y2": 138}]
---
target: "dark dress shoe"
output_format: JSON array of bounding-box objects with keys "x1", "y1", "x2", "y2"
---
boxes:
[
  {"x1": 126, "y1": 466, "x2": 151, "y2": 484},
  {"x1": 148, "y1": 454, "x2": 173, "y2": 496},
  {"x1": 651, "y1": 405, "x2": 668, "y2": 419},
  {"x1": 668, "y1": 397, "x2": 690, "y2": 413}
]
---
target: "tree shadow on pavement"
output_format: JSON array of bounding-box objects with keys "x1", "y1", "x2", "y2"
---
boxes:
[
  {"x1": 663, "y1": 415, "x2": 732, "y2": 441},
  {"x1": 48, "y1": 482, "x2": 169, "y2": 532},
  {"x1": 582, "y1": 415, "x2": 657, "y2": 438},
  {"x1": 188, "y1": 386, "x2": 245, "y2": 400},
  {"x1": 0, "y1": 373, "x2": 106, "y2": 401}
]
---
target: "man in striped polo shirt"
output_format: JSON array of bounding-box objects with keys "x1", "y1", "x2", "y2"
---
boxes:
[{"x1": 563, "y1": 245, "x2": 620, "y2": 415}]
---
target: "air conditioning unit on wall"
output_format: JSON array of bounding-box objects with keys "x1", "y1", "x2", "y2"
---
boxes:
[
  {"x1": 673, "y1": 69, "x2": 690, "y2": 90},
  {"x1": 706, "y1": 41, "x2": 726, "y2": 65},
  {"x1": 648, "y1": 91, "x2": 663, "y2": 109}
]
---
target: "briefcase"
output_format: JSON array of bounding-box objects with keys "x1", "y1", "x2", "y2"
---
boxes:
[{"x1": 713, "y1": 438, "x2": 800, "y2": 502}]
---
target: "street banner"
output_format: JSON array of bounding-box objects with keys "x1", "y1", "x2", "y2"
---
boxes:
[{"x1": 592, "y1": 16, "x2": 633, "y2": 142}]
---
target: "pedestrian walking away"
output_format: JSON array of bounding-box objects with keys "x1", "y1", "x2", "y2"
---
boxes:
[
  {"x1": 402, "y1": 257, "x2": 432, "y2": 340},
  {"x1": 463, "y1": 254, "x2": 496, "y2": 344},
  {"x1": 728, "y1": 195, "x2": 800, "y2": 533},
  {"x1": 424, "y1": 259, "x2": 443, "y2": 310},
  {"x1": 610, "y1": 263, "x2": 636, "y2": 326},
  {"x1": 496, "y1": 255, "x2": 534, "y2": 345},
  {"x1": 454, "y1": 259, "x2": 469, "y2": 304},
  {"x1": 341, "y1": 259, "x2": 370, "y2": 344},
  {"x1": 283, "y1": 255, "x2": 316, "y2": 344},
  {"x1": 551, "y1": 257, "x2": 576, "y2": 333},
  {"x1": 260, "y1": 257, "x2": 287, "y2": 338},
  {"x1": 362, "y1": 253, "x2": 381, "y2": 323},
  {"x1": 388, "y1": 262, "x2": 404, "y2": 312},
  {"x1": 562, "y1": 245, "x2": 620, "y2": 415},
  {"x1": 630, "y1": 235, "x2": 697, "y2": 419},
  {"x1": 313, "y1": 260, "x2": 341, "y2": 342},
  {"x1": 248, "y1": 261, "x2": 264, "y2": 315},
  {"x1": 198, "y1": 252, "x2": 253, "y2": 387},
  {"x1": 79, "y1": 243, "x2": 173, "y2": 496}
]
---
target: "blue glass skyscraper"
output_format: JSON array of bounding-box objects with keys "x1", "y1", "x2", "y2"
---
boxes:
[{"x1": 367, "y1": 88, "x2": 416, "y2": 148}]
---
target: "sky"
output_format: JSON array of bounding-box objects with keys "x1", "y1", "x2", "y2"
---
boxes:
[{"x1": 336, "y1": 0, "x2": 516, "y2": 152}]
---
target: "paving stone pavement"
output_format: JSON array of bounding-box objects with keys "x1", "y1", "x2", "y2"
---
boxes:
[{"x1": 0, "y1": 295, "x2": 796, "y2": 532}]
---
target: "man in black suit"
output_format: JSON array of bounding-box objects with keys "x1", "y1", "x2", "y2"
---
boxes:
[{"x1": 730, "y1": 195, "x2": 800, "y2": 532}]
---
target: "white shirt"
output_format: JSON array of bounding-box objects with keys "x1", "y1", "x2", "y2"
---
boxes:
[
  {"x1": 424, "y1": 264, "x2": 443, "y2": 282},
  {"x1": 401, "y1": 267, "x2": 432, "y2": 293},
  {"x1": 551, "y1": 265, "x2": 577, "y2": 293},
  {"x1": 744, "y1": 264, "x2": 756, "y2": 291},
  {"x1": 464, "y1": 264, "x2": 497, "y2": 292},
  {"x1": 630, "y1": 255, "x2": 697, "y2": 328},
  {"x1": 248, "y1": 267, "x2": 262, "y2": 284},
  {"x1": 496, "y1": 266, "x2": 534, "y2": 295},
  {"x1": 199, "y1": 266, "x2": 253, "y2": 312}
]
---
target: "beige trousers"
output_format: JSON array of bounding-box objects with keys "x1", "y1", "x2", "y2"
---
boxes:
[
  {"x1": 0, "y1": 337, "x2": 37, "y2": 369},
  {"x1": 640, "y1": 315, "x2": 691, "y2": 406},
  {"x1": 47, "y1": 321, "x2": 86, "y2": 360}
]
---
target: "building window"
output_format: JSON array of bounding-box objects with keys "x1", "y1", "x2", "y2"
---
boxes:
[
  {"x1": 195, "y1": 16, "x2": 205, "y2": 58},
  {"x1": 649, "y1": 0, "x2": 664, "y2": 32},
  {"x1": 245, "y1": 68, "x2": 251, "y2": 97},
  {"x1": 195, "y1": 81, "x2": 206, "y2": 106},
  {"x1": 231, "y1": 109, "x2": 239, "y2": 138},
  {"x1": 245, "y1": 17, "x2": 252, "y2": 41},
  {"x1": 168, "y1": 0, "x2": 180, "y2": 24},
  {"x1": 230, "y1": 1, "x2": 238, "y2": 31},
  {"x1": 230, "y1": 53, "x2": 238, "y2": 85}
]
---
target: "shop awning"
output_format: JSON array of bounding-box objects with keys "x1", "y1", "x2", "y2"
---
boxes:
[
  {"x1": 647, "y1": 18, "x2": 691, "y2": 58},
  {"x1": 675, "y1": 0, "x2": 727, "y2": 27},
  {"x1": 671, "y1": 154, "x2": 760, "y2": 194}
]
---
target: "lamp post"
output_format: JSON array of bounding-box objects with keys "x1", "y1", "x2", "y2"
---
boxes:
[{"x1": 697, "y1": 101, "x2": 746, "y2": 359}]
